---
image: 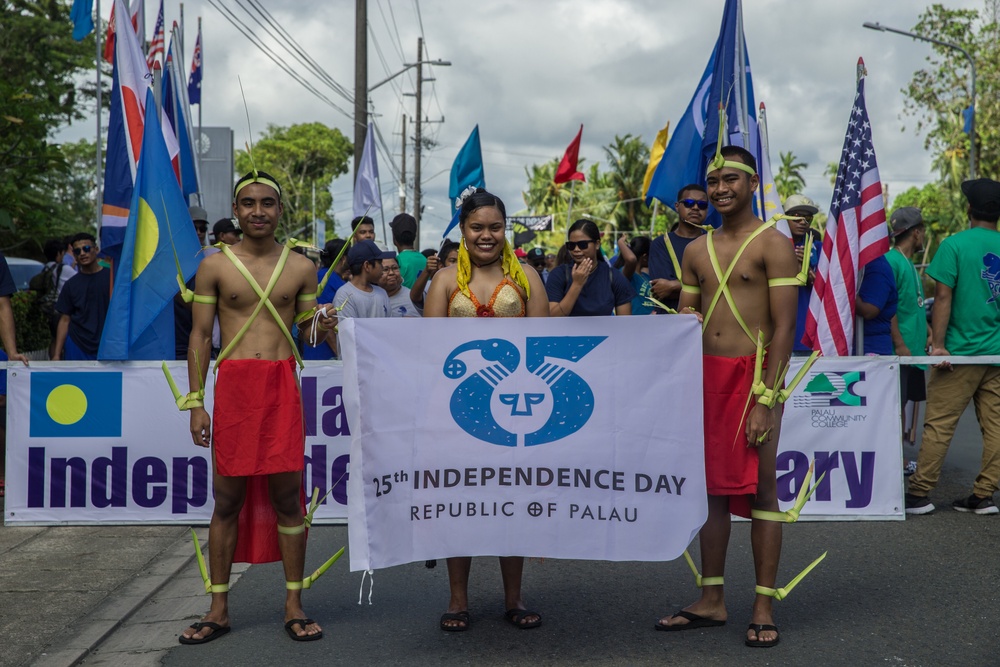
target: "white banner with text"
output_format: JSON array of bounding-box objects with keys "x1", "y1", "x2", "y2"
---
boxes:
[
  {"x1": 342, "y1": 316, "x2": 708, "y2": 571},
  {"x1": 3, "y1": 362, "x2": 351, "y2": 525}
]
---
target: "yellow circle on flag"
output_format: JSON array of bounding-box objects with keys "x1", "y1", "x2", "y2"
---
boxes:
[
  {"x1": 46, "y1": 384, "x2": 88, "y2": 425},
  {"x1": 133, "y1": 198, "x2": 160, "y2": 280}
]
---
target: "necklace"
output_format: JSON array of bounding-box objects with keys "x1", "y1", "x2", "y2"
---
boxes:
[{"x1": 471, "y1": 256, "x2": 501, "y2": 268}]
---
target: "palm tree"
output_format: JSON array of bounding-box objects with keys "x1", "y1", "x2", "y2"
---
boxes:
[
  {"x1": 603, "y1": 134, "x2": 650, "y2": 231},
  {"x1": 775, "y1": 151, "x2": 808, "y2": 200}
]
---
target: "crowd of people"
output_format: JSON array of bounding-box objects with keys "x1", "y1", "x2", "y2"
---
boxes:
[{"x1": 3, "y1": 159, "x2": 1000, "y2": 648}]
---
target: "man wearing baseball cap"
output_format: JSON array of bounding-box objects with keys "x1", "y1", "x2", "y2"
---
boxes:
[
  {"x1": 332, "y1": 240, "x2": 396, "y2": 354},
  {"x1": 526, "y1": 247, "x2": 548, "y2": 282},
  {"x1": 212, "y1": 219, "x2": 242, "y2": 246},
  {"x1": 885, "y1": 207, "x2": 929, "y2": 473},
  {"x1": 784, "y1": 194, "x2": 822, "y2": 355},
  {"x1": 907, "y1": 178, "x2": 1000, "y2": 515}
]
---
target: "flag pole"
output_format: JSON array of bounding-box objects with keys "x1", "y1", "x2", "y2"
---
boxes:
[
  {"x1": 196, "y1": 16, "x2": 203, "y2": 207},
  {"x1": 95, "y1": 0, "x2": 103, "y2": 234},
  {"x1": 650, "y1": 200, "x2": 658, "y2": 236},
  {"x1": 736, "y1": 0, "x2": 750, "y2": 148},
  {"x1": 566, "y1": 180, "x2": 576, "y2": 229}
]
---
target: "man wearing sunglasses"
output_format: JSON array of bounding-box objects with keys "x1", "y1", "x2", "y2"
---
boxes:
[
  {"x1": 53, "y1": 233, "x2": 111, "y2": 360},
  {"x1": 648, "y1": 184, "x2": 708, "y2": 312}
]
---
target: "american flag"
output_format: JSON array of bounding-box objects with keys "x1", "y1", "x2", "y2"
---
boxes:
[
  {"x1": 146, "y1": 0, "x2": 164, "y2": 70},
  {"x1": 803, "y1": 60, "x2": 889, "y2": 356}
]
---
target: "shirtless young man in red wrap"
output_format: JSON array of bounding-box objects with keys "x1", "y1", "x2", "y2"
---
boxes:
[{"x1": 657, "y1": 145, "x2": 799, "y2": 648}]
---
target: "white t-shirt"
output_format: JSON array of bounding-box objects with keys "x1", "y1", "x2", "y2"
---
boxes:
[
  {"x1": 334, "y1": 281, "x2": 391, "y2": 319},
  {"x1": 45, "y1": 261, "x2": 77, "y2": 297}
]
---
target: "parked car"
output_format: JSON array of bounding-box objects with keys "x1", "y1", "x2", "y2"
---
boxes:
[{"x1": 4, "y1": 257, "x2": 44, "y2": 291}]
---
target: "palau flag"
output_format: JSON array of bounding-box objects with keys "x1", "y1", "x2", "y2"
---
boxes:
[
  {"x1": 30, "y1": 372, "x2": 123, "y2": 438},
  {"x1": 98, "y1": 87, "x2": 203, "y2": 361},
  {"x1": 442, "y1": 125, "x2": 485, "y2": 238},
  {"x1": 645, "y1": 0, "x2": 756, "y2": 229}
]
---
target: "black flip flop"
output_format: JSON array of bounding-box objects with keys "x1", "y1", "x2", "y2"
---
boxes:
[
  {"x1": 285, "y1": 618, "x2": 323, "y2": 642},
  {"x1": 505, "y1": 608, "x2": 542, "y2": 629},
  {"x1": 655, "y1": 610, "x2": 726, "y2": 631},
  {"x1": 178, "y1": 621, "x2": 231, "y2": 645},
  {"x1": 440, "y1": 611, "x2": 470, "y2": 632},
  {"x1": 745, "y1": 623, "x2": 780, "y2": 648}
]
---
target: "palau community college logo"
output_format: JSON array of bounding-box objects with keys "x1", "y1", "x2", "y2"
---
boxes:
[
  {"x1": 29, "y1": 372, "x2": 123, "y2": 438},
  {"x1": 790, "y1": 370, "x2": 867, "y2": 409},
  {"x1": 442, "y1": 336, "x2": 606, "y2": 447}
]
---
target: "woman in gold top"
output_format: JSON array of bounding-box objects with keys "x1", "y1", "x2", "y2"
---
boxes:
[{"x1": 425, "y1": 188, "x2": 548, "y2": 632}]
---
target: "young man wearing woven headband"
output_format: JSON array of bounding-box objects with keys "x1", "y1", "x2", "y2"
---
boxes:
[{"x1": 178, "y1": 170, "x2": 337, "y2": 644}]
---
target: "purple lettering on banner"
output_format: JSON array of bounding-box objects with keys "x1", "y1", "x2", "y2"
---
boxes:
[
  {"x1": 322, "y1": 386, "x2": 350, "y2": 437},
  {"x1": 132, "y1": 457, "x2": 168, "y2": 508},
  {"x1": 813, "y1": 451, "x2": 840, "y2": 502},
  {"x1": 171, "y1": 456, "x2": 209, "y2": 514},
  {"x1": 92, "y1": 447, "x2": 128, "y2": 508},
  {"x1": 776, "y1": 450, "x2": 810, "y2": 503},
  {"x1": 51, "y1": 456, "x2": 87, "y2": 508},
  {"x1": 303, "y1": 445, "x2": 327, "y2": 506},
  {"x1": 331, "y1": 454, "x2": 349, "y2": 505},
  {"x1": 302, "y1": 375, "x2": 317, "y2": 437},
  {"x1": 842, "y1": 451, "x2": 875, "y2": 509},
  {"x1": 28, "y1": 447, "x2": 45, "y2": 508}
]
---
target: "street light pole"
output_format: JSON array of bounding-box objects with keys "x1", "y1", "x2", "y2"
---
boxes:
[
  {"x1": 414, "y1": 37, "x2": 424, "y2": 245},
  {"x1": 863, "y1": 21, "x2": 977, "y2": 179},
  {"x1": 354, "y1": 0, "x2": 368, "y2": 177}
]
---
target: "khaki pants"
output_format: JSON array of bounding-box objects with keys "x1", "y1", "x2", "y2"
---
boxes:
[{"x1": 908, "y1": 364, "x2": 1000, "y2": 498}]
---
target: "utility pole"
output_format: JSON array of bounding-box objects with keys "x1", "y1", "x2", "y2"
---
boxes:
[
  {"x1": 353, "y1": 0, "x2": 367, "y2": 177},
  {"x1": 414, "y1": 36, "x2": 423, "y2": 242},
  {"x1": 399, "y1": 113, "x2": 407, "y2": 213}
]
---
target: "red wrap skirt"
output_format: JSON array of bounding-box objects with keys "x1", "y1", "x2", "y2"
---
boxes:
[
  {"x1": 703, "y1": 354, "x2": 758, "y2": 518},
  {"x1": 213, "y1": 357, "x2": 306, "y2": 564}
]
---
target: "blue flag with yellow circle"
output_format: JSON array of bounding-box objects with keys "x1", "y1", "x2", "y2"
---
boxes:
[
  {"x1": 98, "y1": 88, "x2": 203, "y2": 360},
  {"x1": 30, "y1": 372, "x2": 123, "y2": 437}
]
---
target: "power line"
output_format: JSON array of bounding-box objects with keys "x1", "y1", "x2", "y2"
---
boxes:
[
  {"x1": 239, "y1": 0, "x2": 355, "y2": 104},
  {"x1": 205, "y1": 0, "x2": 357, "y2": 125}
]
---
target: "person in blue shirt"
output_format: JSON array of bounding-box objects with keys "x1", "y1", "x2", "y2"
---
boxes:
[
  {"x1": 547, "y1": 219, "x2": 634, "y2": 316},
  {"x1": 0, "y1": 251, "x2": 29, "y2": 498},
  {"x1": 302, "y1": 238, "x2": 348, "y2": 360},
  {"x1": 615, "y1": 234, "x2": 654, "y2": 314},
  {"x1": 648, "y1": 184, "x2": 708, "y2": 312},
  {"x1": 783, "y1": 195, "x2": 823, "y2": 355},
  {"x1": 856, "y1": 253, "x2": 898, "y2": 355}
]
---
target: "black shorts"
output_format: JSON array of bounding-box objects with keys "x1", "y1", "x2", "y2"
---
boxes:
[{"x1": 900, "y1": 365, "x2": 927, "y2": 404}]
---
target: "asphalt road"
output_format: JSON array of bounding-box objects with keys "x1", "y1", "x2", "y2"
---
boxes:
[{"x1": 151, "y1": 408, "x2": 1000, "y2": 667}]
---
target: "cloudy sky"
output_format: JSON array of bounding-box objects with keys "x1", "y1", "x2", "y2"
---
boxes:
[{"x1": 64, "y1": 0, "x2": 985, "y2": 246}]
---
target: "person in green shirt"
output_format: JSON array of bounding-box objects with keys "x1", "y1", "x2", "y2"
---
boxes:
[
  {"x1": 389, "y1": 213, "x2": 427, "y2": 288},
  {"x1": 886, "y1": 207, "x2": 930, "y2": 468},
  {"x1": 906, "y1": 179, "x2": 1000, "y2": 516}
]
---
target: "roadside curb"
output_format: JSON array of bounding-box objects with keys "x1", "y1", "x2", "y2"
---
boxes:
[{"x1": 32, "y1": 528, "x2": 205, "y2": 667}]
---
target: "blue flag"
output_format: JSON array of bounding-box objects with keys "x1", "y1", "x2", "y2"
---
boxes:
[
  {"x1": 188, "y1": 28, "x2": 202, "y2": 105},
  {"x1": 646, "y1": 0, "x2": 755, "y2": 228},
  {"x1": 442, "y1": 125, "x2": 485, "y2": 238},
  {"x1": 353, "y1": 123, "x2": 381, "y2": 218},
  {"x1": 71, "y1": 0, "x2": 94, "y2": 41},
  {"x1": 98, "y1": 88, "x2": 203, "y2": 360}
]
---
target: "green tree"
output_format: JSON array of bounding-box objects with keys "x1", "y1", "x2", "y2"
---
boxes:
[
  {"x1": 603, "y1": 133, "x2": 651, "y2": 231},
  {"x1": 0, "y1": 0, "x2": 99, "y2": 253},
  {"x1": 903, "y1": 1, "x2": 1000, "y2": 182},
  {"x1": 775, "y1": 151, "x2": 807, "y2": 199},
  {"x1": 235, "y1": 122, "x2": 352, "y2": 240}
]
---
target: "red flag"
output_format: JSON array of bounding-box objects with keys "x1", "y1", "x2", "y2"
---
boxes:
[
  {"x1": 554, "y1": 125, "x2": 586, "y2": 184},
  {"x1": 103, "y1": 0, "x2": 142, "y2": 64},
  {"x1": 803, "y1": 60, "x2": 889, "y2": 356}
]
